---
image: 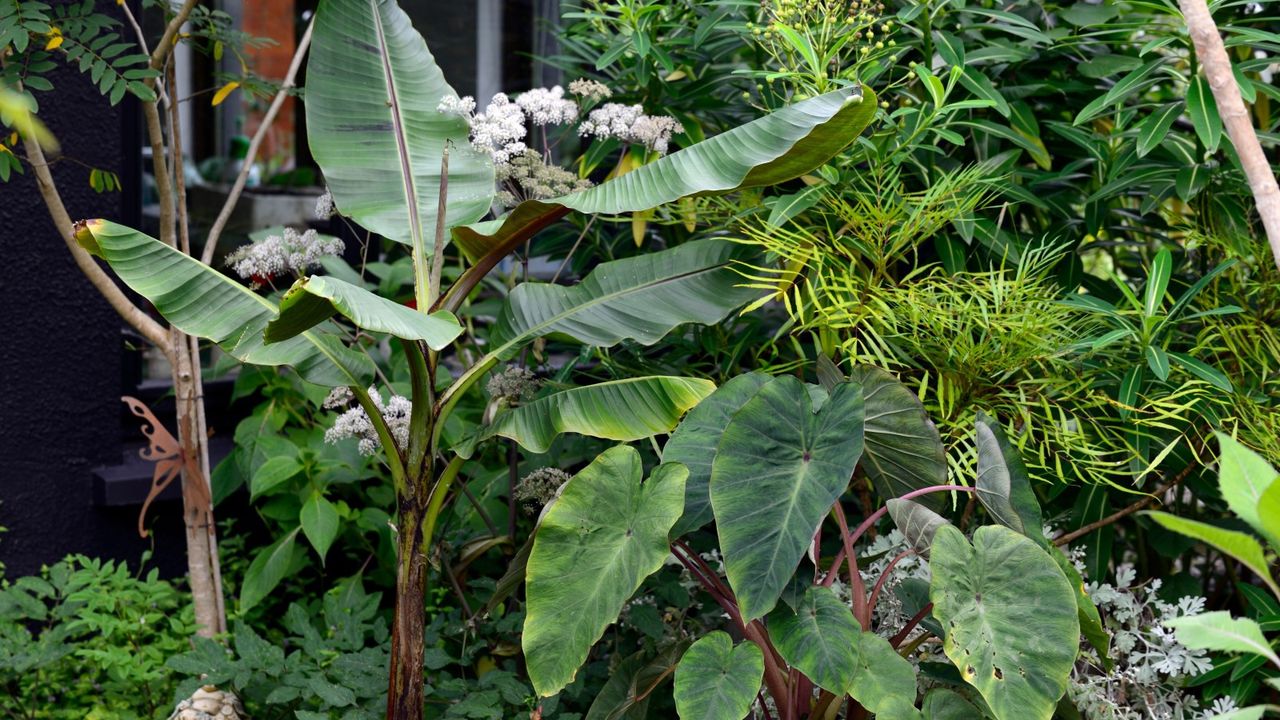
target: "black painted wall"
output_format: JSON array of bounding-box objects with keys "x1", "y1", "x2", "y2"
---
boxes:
[{"x1": 0, "y1": 46, "x2": 185, "y2": 579}]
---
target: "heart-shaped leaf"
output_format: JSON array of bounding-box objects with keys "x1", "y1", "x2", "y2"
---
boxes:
[
  {"x1": 523, "y1": 447, "x2": 687, "y2": 696},
  {"x1": 673, "y1": 632, "x2": 764, "y2": 720},
  {"x1": 663, "y1": 372, "x2": 772, "y2": 537},
  {"x1": 929, "y1": 525, "x2": 1079, "y2": 720},
  {"x1": 711, "y1": 377, "x2": 865, "y2": 620},
  {"x1": 849, "y1": 365, "x2": 949, "y2": 509},
  {"x1": 767, "y1": 585, "x2": 860, "y2": 694}
]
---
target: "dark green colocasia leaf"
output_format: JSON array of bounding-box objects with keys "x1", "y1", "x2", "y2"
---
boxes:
[
  {"x1": 850, "y1": 365, "x2": 949, "y2": 509},
  {"x1": 929, "y1": 525, "x2": 1079, "y2": 720},
  {"x1": 974, "y1": 413, "x2": 1110, "y2": 667},
  {"x1": 767, "y1": 585, "x2": 860, "y2": 694},
  {"x1": 523, "y1": 447, "x2": 686, "y2": 697},
  {"x1": 663, "y1": 372, "x2": 772, "y2": 537},
  {"x1": 672, "y1": 632, "x2": 764, "y2": 720},
  {"x1": 711, "y1": 377, "x2": 865, "y2": 620}
]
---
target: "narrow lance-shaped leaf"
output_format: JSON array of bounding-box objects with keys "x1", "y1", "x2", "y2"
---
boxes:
[
  {"x1": 1144, "y1": 511, "x2": 1280, "y2": 598},
  {"x1": 523, "y1": 447, "x2": 686, "y2": 697},
  {"x1": 453, "y1": 86, "x2": 879, "y2": 263},
  {"x1": 306, "y1": 0, "x2": 494, "y2": 254},
  {"x1": 467, "y1": 376, "x2": 716, "y2": 456},
  {"x1": 76, "y1": 220, "x2": 372, "y2": 387},
  {"x1": 265, "y1": 274, "x2": 463, "y2": 348},
  {"x1": 711, "y1": 377, "x2": 865, "y2": 620}
]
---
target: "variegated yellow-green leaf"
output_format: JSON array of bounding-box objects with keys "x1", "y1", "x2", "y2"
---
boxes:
[
  {"x1": 476, "y1": 376, "x2": 716, "y2": 455},
  {"x1": 523, "y1": 447, "x2": 686, "y2": 696}
]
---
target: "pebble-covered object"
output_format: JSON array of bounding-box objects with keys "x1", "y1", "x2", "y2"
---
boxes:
[{"x1": 168, "y1": 686, "x2": 244, "y2": 720}]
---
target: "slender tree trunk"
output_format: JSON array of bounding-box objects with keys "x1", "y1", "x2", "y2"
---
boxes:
[
  {"x1": 387, "y1": 491, "x2": 429, "y2": 720},
  {"x1": 1180, "y1": 0, "x2": 1280, "y2": 271},
  {"x1": 171, "y1": 327, "x2": 226, "y2": 636}
]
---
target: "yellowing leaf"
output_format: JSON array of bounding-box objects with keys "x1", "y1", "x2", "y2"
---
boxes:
[
  {"x1": 664, "y1": 69, "x2": 687, "y2": 81},
  {"x1": 212, "y1": 81, "x2": 240, "y2": 107},
  {"x1": 632, "y1": 209, "x2": 652, "y2": 247},
  {"x1": 213, "y1": 41, "x2": 224, "y2": 61},
  {"x1": 44, "y1": 35, "x2": 63, "y2": 51}
]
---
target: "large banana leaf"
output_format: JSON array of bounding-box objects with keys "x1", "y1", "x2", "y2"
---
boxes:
[
  {"x1": 930, "y1": 525, "x2": 1079, "y2": 720},
  {"x1": 452, "y1": 86, "x2": 879, "y2": 263},
  {"x1": 488, "y1": 239, "x2": 761, "y2": 359},
  {"x1": 76, "y1": 220, "x2": 371, "y2": 387},
  {"x1": 710, "y1": 376, "x2": 865, "y2": 620},
  {"x1": 523, "y1": 447, "x2": 686, "y2": 697},
  {"x1": 306, "y1": 0, "x2": 494, "y2": 260},
  {"x1": 471, "y1": 376, "x2": 716, "y2": 455},
  {"x1": 264, "y1": 274, "x2": 462, "y2": 349}
]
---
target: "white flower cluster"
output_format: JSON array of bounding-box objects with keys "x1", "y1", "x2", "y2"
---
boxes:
[
  {"x1": 578, "y1": 102, "x2": 684, "y2": 154},
  {"x1": 314, "y1": 188, "x2": 335, "y2": 220},
  {"x1": 569, "y1": 78, "x2": 612, "y2": 103},
  {"x1": 486, "y1": 365, "x2": 540, "y2": 401},
  {"x1": 323, "y1": 386, "x2": 412, "y2": 456},
  {"x1": 436, "y1": 94, "x2": 477, "y2": 118},
  {"x1": 515, "y1": 85, "x2": 579, "y2": 126},
  {"x1": 514, "y1": 467, "x2": 572, "y2": 512},
  {"x1": 1067, "y1": 559, "x2": 1217, "y2": 720},
  {"x1": 495, "y1": 149, "x2": 594, "y2": 206},
  {"x1": 224, "y1": 227, "x2": 343, "y2": 284}
]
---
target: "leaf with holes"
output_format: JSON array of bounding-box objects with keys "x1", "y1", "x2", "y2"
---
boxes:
[
  {"x1": 929, "y1": 525, "x2": 1079, "y2": 720},
  {"x1": 711, "y1": 377, "x2": 865, "y2": 620},
  {"x1": 523, "y1": 447, "x2": 686, "y2": 696}
]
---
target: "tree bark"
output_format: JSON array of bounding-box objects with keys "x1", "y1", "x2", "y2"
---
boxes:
[
  {"x1": 1180, "y1": 0, "x2": 1280, "y2": 271},
  {"x1": 387, "y1": 493, "x2": 428, "y2": 720}
]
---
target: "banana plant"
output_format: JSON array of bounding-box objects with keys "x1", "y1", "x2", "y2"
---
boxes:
[
  {"x1": 518, "y1": 367, "x2": 1094, "y2": 719},
  {"x1": 74, "y1": 0, "x2": 878, "y2": 715}
]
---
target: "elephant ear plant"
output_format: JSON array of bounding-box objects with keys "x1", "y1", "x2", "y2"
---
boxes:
[
  {"x1": 520, "y1": 365, "x2": 1107, "y2": 719},
  {"x1": 73, "y1": 0, "x2": 876, "y2": 715}
]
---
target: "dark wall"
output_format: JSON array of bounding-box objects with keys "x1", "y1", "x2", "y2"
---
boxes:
[{"x1": 0, "y1": 48, "x2": 184, "y2": 579}]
